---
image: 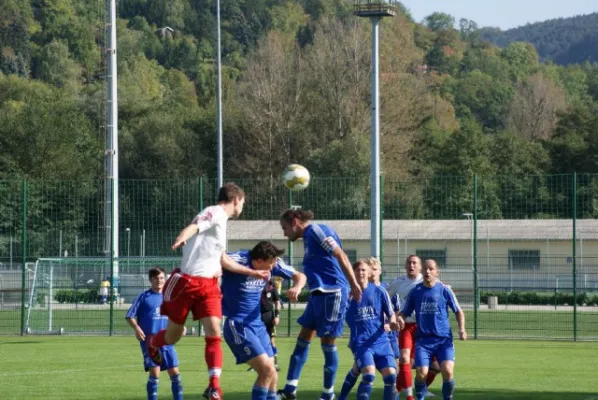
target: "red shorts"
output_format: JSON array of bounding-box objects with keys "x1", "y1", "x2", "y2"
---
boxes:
[
  {"x1": 399, "y1": 323, "x2": 417, "y2": 356},
  {"x1": 161, "y1": 269, "x2": 222, "y2": 325}
]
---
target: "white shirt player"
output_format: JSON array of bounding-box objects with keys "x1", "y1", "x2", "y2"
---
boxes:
[
  {"x1": 386, "y1": 273, "x2": 423, "y2": 323},
  {"x1": 180, "y1": 205, "x2": 229, "y2": 277}
]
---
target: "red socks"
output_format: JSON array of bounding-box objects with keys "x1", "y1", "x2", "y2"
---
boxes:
[
  {"x1": 398, "y1": 362, "x2": 413, "y2": 392},
  {"x1": 426, "y1": 369, "x2": 438, "y2": 387},
  {"x1": 205, "y1": 336, "x2": 223, "y2": 388}
]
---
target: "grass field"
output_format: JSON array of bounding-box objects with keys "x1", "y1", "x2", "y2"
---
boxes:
[
  {"x1": 2, "y1": 336, "x2": 598, "y2": 399},
  {"x1": 2, "y1": 307, "x2": 598, "y2": 340}
]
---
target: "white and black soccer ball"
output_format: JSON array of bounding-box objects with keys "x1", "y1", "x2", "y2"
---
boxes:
[{"x1": 282, "y1": 164, "x2": 311, "y2": 191}]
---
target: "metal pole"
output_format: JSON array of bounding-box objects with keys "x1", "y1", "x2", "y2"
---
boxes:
[
  {"x1": 105, "y1": 0, "x2": 119, "y2": 301},
  {"x1": 216, "y1": 0, "x2": 223, "y2": 189},
  {"x1": 287, "y1": 190, "x2": 294, "y2": 337},
  {"x1": 572, "y1": 172, "x2": 577, "y2": 341},
  {"x1": 20, "y1": 180, "x2": 27, "y2": 336},
  {"x1": 49, "y1": 265, "x2": 53, "y2": 332},
  {"x1": 370, "y1": 16, "x2": 381, "y2": 259},
  {"x1": 473, "y1": 175, "x2": 479, "y2": 340},
  {"x1": 59, "y1": 230, "x2": 62, "y2": 258},
  {"x1": 126, "y1": 228, "x2": 130, "y2": 272}
]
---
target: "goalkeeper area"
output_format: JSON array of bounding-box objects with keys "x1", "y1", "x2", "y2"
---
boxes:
[
  {"x1": 3, "y1": 336, "x2": 598, "y2": 399},
  {"x1": 8, "y1": 257, "x2": 598, "y2": 340}
]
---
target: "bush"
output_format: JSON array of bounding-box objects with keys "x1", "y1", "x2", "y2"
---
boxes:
[
  {"x1": 54, "y1": 289, "x2": 98, "y2": 304},
  {"x1": 480, "y1": 291, "x2": 598, "y2": 306}
]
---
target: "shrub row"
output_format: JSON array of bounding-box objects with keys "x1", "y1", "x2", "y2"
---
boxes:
[
  {"x1": 54, "y1": 289, "x2": 100, "y2": 304},
  {"x1": 480, "y1": 291, "x2": 598, "y2": 306}
]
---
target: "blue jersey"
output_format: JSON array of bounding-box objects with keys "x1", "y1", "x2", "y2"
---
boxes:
[
  {"x1": 401, "y1": 282, "x2": 461, "y2": 339},
  {"x1": 126, "y1": 289, "x2": 167, "y2": 335},
  {"x1": 302, "y1": 224, "x2": 348, "y2": 292},
  {"x1": 346, "y1": 283, "x2": 394, "y2": 349},
  {"x1": 222, "y1": 251, "x2": 295, "y2": 323}
]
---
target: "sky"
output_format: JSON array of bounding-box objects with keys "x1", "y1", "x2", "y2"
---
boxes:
[{"x1": 400, "y1": 0, "x2": 597, "y2": 30}]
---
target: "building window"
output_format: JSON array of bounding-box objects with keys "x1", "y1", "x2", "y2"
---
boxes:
[
  {"x1": 345, "y1": 249, "x2": 357, "y2": 264},
  {"x1": 416, "y1": 249, "x2": 446, "y2": 268},
  {"x1": 508, "y1": 250, "x2": 540, "y2": 270}
]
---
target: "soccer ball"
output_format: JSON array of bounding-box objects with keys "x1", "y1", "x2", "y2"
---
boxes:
[{"x1": 282, "y1": 164, "x2": 310, "y2": 191}]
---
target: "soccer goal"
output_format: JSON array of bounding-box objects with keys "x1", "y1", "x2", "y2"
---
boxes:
[{"x1": 25, "y1": 257, "x2": 181, "y2": 335}]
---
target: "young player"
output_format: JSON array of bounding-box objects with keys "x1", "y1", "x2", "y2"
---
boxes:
[
  {"x1": 126, "y1": 267, "x2": 184, "y2": 400},
  {"x1": 338, "y1": 257, "x2": 399, "y2": 400},
  {"x1": 277, "y1": 209, "x2": 362, "y2": 400},
  {"x1": 222, "y1": 241, "x2": 306, "y2": 400},
  {"x1": 344, "y1": 260, "x2": 398, "y2": 400},
  {"x1": 148, "y1": 183, "x2": 269, "y2": 400},
  {"x1": 397, "y1": 259, "x2": 467, "y2": 400}
]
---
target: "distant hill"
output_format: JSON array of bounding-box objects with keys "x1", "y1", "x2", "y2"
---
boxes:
[{"x1": 480, "y1": 12, "x2": 598, "y2": 65}]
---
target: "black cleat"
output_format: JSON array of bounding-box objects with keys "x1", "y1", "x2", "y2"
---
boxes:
[{"x1": 276, "y1": 390, "x2": 297, "y2": 399}]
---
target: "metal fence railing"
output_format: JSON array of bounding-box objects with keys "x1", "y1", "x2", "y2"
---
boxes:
[{"x1": 0, "y1": 174, "x2": 597, "y2": 340}]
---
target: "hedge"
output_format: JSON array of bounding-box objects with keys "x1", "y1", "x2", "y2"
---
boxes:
[
  {"x1": 54, "y1": 289, "x2": 100, "y2": 304},
  {"x1": 480, "y1": 291, "x2": 598, "y2": 306}
]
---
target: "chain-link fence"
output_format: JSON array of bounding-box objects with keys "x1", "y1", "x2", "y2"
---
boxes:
[{"x1": 1, "y1": 175, "x2": 597, "y2": 339}]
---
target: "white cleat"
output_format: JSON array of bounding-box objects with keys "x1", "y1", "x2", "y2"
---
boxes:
[{"x1": 424, "y1": 391, "x2": 437, "y2": 397}]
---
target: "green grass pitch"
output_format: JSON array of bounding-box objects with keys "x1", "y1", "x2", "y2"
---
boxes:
[{"x1": 2, "y1": 335, "x2": 598, "y2": 399}]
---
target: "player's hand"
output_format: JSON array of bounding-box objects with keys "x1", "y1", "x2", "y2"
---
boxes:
[
  {"x1": 383, "y1": 324, "x2": 391, "y2": 332},
  {"x1": 397, "y1": 316, "x2": 405, "y2": 330},
  {"x1": 389, "y1": 321, "x2": 400, "y2": 331},
  {"x1": 350, "y1": 283, "x2": 362, "y2": 302},
  {"x1": 250, "y1": 270, "x2": 270, "y2": 281},
  {"x1": 459, "y1": 330, "x2": 467, "y2": 340},
  {"x1": 171, "y1": 240, "x2": 186, "y2": 250},
  {"x1": 135, "y1": 328, "x2": 145, "y2": 341},
  {"x1": 286, "y1": 287, "x2": 300, "y2": 302},
  {"x1": 273, "y1": 317, "x2": 280, "y2": 326}
]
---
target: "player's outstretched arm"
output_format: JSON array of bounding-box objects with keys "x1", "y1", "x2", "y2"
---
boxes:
[
  {"x1": 331, "y1": 247, "x2": 362, "y2": 301},
  {"x1": 171, "y1": 224, "x2": 199, "y2": 250},
  {"x1": 221, "y1": 253, "x2": 270, "y2": 280},
  {"x1": 455, "y1": 310, "x2": 467, "y2": 340},
  {"x1": 286, "y1": 271, "x2": 306, "y2": 302}
]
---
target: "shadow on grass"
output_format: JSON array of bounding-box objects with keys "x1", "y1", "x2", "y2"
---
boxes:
[{"x1": 0, "y1": 341, "x2": 43, "y2": 345}]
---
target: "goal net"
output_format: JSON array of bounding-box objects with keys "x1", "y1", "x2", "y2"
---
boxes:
[{"x1": 25, "y1": 257, "x2": 181, "y2": 335}]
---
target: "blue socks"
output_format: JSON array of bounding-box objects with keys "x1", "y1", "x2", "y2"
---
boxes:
[
  {"x1": 442, "y1": 379, "x2": 455, "y2": 400},
  {"x1": 383, "y1": 373, "x2": 397, "y2": 400},
  {"x1": 357, "y1": 373, "x2": 375, "y2": 398},
  {"x1": 267, "y1": 390, "x2": 278, "y2": 400},
  {"x1": 283, "y1": 338, "x2": 311, "y2": 394},
  {"x1": 414, "y1": 378, "x2": 427, "y2": 400},
  {"x1": 147, "y1": 376, "x2": 159, "y2": 400},
  {"x1": 338, "y1": 368, "x2": 359, "y2": 400},
  {"x1": 170, "y1": 373, "x2": 183, "y2": 400},
  {"x1": 252, "y1": 384, "x2": 269, "y2": 400},
  {"x1": 321, "y1": 343, "x2": 339, "y2": 399}
]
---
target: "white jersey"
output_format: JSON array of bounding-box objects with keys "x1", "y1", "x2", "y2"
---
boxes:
[
  {"x1": 386, "y1": 274, "x2": 423, "y2": 323},
  {"x1": 180, "y1": 205, "x2": 229, "y2": 277}
]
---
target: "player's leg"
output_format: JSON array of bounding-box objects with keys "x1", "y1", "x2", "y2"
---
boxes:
[
  {"x1": 375, "y1": 345, "x2": 398, "y2": 400},
  {"x1": 398, "y1": 324, "x2": 416, "y2": 400},
  {"x1": 436, "y1": 338, "x2": 456, "y2": 400},
  {"x1": 147, "y1": 367, "x2": 160, "y2": 400},
  {"x1": 247, "y1": 354, "x2": 278, "y2": 400},
  {"x1": 317, "y1": 289, "x2": 348, "y2": 400},
  {"x1": 426, "y1": 358, "x2": 440, "y2": 392},
  {"x1": 162, "y1": 346, "x2": 183, "y2": 400},
  {"x1": 413, "y1": 339, "x2": 433, "y2": 400},
  {"x1": 278, "y1": 297, "x2": 318, "y2": 399},
  {"x1": 357, "y1": 365, "x2": 376, "y2": 399},
  {"x1": 338, "y1": 362, "x2": 360, "y2": 400}
]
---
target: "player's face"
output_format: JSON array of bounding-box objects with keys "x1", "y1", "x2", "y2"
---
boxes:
[
  {"x1": 369, "y1": 263, "x2": 381, "y2": 284},
  {"x1": 253, "y1": 257, "x2": 277, "y2": 271},
  {"x1": 280, "y1": 219, "x2": 300, "y2": 242},
  {"x1": 150, "y1": 272, "x2": 165, "y2": 292},
  {"x1": 422, "y1": 262, "x2": 439, "y2": 284},
  {"x1": 232, "y1": 196, "x2": 245, "y2": 218},
  {"x1": 354, "y1": 262, "x2": 370, "y2": 286},
  {"x1": 405, "y1": 256, "x2": 421, "y2": 278}
]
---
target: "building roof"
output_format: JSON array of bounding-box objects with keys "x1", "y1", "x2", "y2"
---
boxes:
[{"x1": 228, "y1": 219, "x2": 598, "y2": 241}]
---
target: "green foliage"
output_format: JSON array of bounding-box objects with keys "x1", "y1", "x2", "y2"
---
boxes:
[
  {"x1": 54, "y1": 289, "x2": 99, "y2": 304},
  {"x1": 481, "y1": 291, "x2": 598, "y2": 306}
]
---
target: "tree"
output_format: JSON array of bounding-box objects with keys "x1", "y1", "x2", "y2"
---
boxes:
[
  {"x1": 34, "y1": 40, "x2": 81, "y2": 88},
  {"x1": 424, "y1": 12, "x2": 455, "y2": 32}
]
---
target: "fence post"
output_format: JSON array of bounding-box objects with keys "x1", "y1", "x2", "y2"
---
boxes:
[
  {"x1": 572, "y1": 172, "x2": 577, "y2": 341},
  {"x1": 287, "y1": 190, "x2": 293, "y2": 337},
  {"x1": 379, "y1": 174, "x2": 384, "y2": 265},
  {"x1": 198, "y1": 176, "x2": 204, "y2": 336},
  {"x1": 20, "y1": 179, "x2": 28, "y2": 336},
  {"x1": 473, "y1": 175, "x2": 478, "y2": 340}
]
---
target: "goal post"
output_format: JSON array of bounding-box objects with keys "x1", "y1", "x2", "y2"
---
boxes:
[{"x1": 24, "y1": 257, "x2": 181, "y2": 335}]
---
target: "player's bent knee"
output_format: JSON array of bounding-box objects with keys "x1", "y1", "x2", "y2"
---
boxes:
[
  {"x1": 383, "y1": 373, "x2": 396, "y2": 386},
  {"x1": 201, "y1": 316, "x2": 222, "y2": 337},
  {"x1": 399, "y1": 350, "x2": 411, "y2": 364},
  {"x1": 360, "y1": 366, "x2": 376, "y2": 375},
  {"x1": 440, "y1": 361, "x2": 454, "y2": 380}
]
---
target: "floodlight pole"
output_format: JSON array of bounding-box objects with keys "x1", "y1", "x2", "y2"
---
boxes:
[
  {"x1": 216, "y1": 0, "x2": 224, "y2": 189},
  {"x1": 105, "y1": 0, "x2": 119, "y2": 312},
  {"x1": 354, "y1": 1, "x2": 395, "y2": 258}
]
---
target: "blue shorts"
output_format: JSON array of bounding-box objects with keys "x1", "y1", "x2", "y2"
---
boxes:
[
  {"x1": 354, "y1": 341, "x2": 396, "y2": 371},
  {"x1": 414, "y1": 337, "x2": 455, "y2": 368},
  {"x1": 388, "y1": 332, "x2": 400, "y2": 359},
  {"x1": 140, "y1": 342, "x2": 179, "y2": 371},
  {"x1": 297, "y1": 289, "x2": 348, "y2": 338},
  {"x1": 223, "y1": 318, "x2": 274, "y2": 364}
]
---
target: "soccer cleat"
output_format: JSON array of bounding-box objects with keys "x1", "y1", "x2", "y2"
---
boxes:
[
  {"x1": 276, "y1": 390, "x2": 297, "y2": 400},
  {"x1": 318, "y1": 394, "x2": 335, "y2": 400},
  {"x1": 247, "y1": 367, "x2": 255, "y2": 372},
  {"x1": 146, "y1": 335, "x2": 162, "y2": 365},
  {"x1": 424, "y1": 391, "x2": 437, "y2": 397},
  {"x1": 203, "y1": 386, "x2": 223, "y2": 400},
  {"x1": 275, "y1": 364, "x2": 281, "y2": 372}
]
